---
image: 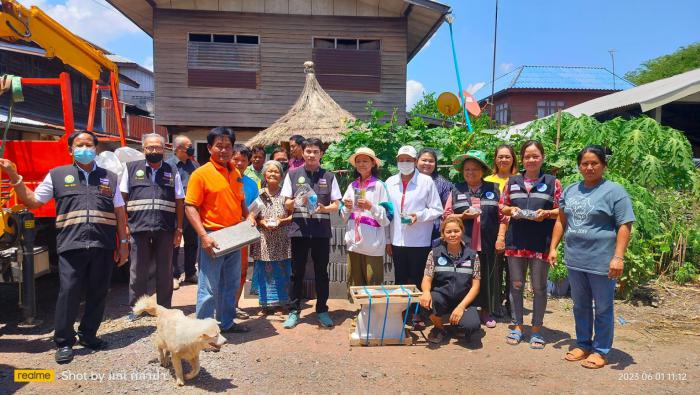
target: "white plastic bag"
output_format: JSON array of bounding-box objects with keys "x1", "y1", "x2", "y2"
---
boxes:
[
  {"x1": 114, "y1": 147, "x2": 145, "y2": 164},
  {"x1": 95, "y1": 151, "x2": 125, "y2": 180}
]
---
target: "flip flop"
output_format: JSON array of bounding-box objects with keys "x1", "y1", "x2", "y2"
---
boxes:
[
  {"x1": 581, "y1": 353, "x2": 607, "y2": 369},
  {"x1": 529, "y1": 333, "x2": 546, "y2": 349},
  {"x1": 564, "y1": 348, "x2": 591, "y2": 361},
  {"x1": 506, "y1": 329, "x2": 522, "y2": 345}
]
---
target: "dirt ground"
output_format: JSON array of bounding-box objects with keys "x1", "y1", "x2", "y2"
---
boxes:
[{"x1": 1, "y1": 274, "x2": 698, "y2": 395}]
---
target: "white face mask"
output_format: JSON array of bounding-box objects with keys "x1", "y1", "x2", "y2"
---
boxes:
[{"x1": 397, "y1": 161, "x2": 415, "y2": 175}]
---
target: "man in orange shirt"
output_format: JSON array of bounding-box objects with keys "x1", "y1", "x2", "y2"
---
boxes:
[{"x1": 185, "y1": 127, "x2": 250, "y2": 333}]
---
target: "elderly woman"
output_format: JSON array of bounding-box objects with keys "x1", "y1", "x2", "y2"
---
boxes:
[
  {"x1": 501, "y1": 140, "x2": 562, "y2": 349},
  {"x1": 341, "y1": 147, "x2": 392, "y2": 290},
  {"x1": 248, "y1": 160, "x2": 293, "y2": 314},
  {"x1": 444, "y1": 150, "x2": 504, "y2": 329},
  {"x1": 549, "y1": 145, "x2": 635, "y2": 369},
  {"x1": 416, "y1": 148, "x2": 453, "y2": 241},
  {"x1": 419, "y1": 217, "x2": 481, "y2": 344}
]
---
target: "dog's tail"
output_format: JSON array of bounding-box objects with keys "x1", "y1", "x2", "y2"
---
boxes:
[{"x1": 132, "y1": 295, "x2": 166, "y2": 317}]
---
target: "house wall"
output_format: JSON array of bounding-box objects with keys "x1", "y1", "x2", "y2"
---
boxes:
[
  {"x1": 154, "y1": 9, "x2": 407, "y2": 130},
  {"x1": 492, "y1": 90, "x2": 619, "y2": 125},
  {"x1": 114, "y1": 66, "x2": 155, "y2": 112},
  {"x1": 0, "y1": 50, "x2": 100, "y2": 130}
]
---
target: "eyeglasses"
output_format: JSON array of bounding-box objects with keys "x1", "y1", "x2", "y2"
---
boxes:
[{"x1": 144, "y1": 146, "x2": 164, "y2": 153}]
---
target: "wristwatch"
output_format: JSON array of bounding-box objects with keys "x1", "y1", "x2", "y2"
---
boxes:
[
  {"x1": 120, "y1": 239, "x2": 129, "y2": 244},
  {"x1": 176, "y1": 227, "x2": 183, "y2": 232}
]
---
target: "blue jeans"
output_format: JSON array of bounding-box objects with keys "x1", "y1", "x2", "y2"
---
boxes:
[
  {"x1": 568, "y1": 269, "x2": 616, "y2": 355},
  {"x1": 195, "y1": 244, "x2": 241, "y2": 331}
]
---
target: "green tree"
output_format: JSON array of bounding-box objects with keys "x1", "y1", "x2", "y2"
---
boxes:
[
  {"x1": 408, "y1": 92, "x2": 461, "y2": 124},
  {"x1": 625, "y1": 42, "x2": 700, "y2": 85}
]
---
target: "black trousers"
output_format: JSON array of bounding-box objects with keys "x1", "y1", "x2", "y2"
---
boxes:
[
  {"x1": 54, "y1": 248, "x2": 113, "y2": 348},
  {"x1": 129, "y1": 230, "x2": 174, "y2": 308},
  {"x1": 391, "y1": 246, "x2": 431, "y2": 289},
  {"x1": 173, "y1": 218, "x2": 198, "y2": 279},
  {"x1": 289, "y1": 237, "x2": 330, "y2": 314}
]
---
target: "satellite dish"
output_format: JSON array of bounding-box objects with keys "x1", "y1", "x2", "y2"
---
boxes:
[
  {"x1": 462, "y1": 91, "x2": 482, "y2": 116},
  {"x1": 437, "y1": 92, "x2": 461, "y2": 117}
]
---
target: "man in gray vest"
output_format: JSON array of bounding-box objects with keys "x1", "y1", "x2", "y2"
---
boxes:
[
  {"x1": 166, "y1": 135, "x2": 199, "y2": 290},
  {"x1": 120, "y1": 133, "x2": 184, "y2": 314},
  {"x1": 280, "y1": 137, "x2": 341, "y2": 329},
  {"x1": 0, "y1": 131, "x2": 129, "y2": 364}
]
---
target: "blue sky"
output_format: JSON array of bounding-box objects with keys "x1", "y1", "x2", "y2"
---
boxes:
[{"x1": 21, "y1": 0, "x2": 700, "y2": 108}]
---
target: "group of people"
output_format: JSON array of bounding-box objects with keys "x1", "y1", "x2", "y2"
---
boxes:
[{"x1": 0, "y1": 126, "x2": 635, "y2": 370}]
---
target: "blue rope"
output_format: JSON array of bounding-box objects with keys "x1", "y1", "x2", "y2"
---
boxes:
[
  {"x1": 363, "y1": 286, "x2": 372, "y2": 346},
  {"x1": 447, "y1": 18, "x2": 473, "y2": 133},
  {"x1": 379, "y1": 285, "x2": 390, "y2": 346},
  {"x1": 399, "y1": 285, "x2": 412, "y2": 343}
]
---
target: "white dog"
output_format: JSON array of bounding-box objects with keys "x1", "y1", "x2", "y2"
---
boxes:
[{"x1": 133, "y1": 295, "x2": 226, "y2": 386}]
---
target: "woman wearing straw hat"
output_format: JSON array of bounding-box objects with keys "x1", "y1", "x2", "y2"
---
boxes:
[
  {"x1": 340, "y1": 147, "x2": 393, "y2": 292},
  {"x1": 444, "y1": 150, "x2": 505, "y2": 329}
]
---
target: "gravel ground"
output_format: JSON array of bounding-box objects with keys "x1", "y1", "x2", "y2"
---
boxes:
[{"x1": 1, "y1": 274, "x2": 698, "y2": 394}]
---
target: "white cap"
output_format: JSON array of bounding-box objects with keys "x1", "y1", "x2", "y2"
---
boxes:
[{"x1": 396, "y1": 145, "x2": 417, "y2": 159}]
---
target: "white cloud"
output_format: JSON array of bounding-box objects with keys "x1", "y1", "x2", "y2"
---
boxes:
[
  {"x1": 406, "y1": 80, "x2": 425, "y2": 111},
  {"x1": 142, "y1": 56, "x2": 153, "y2": 71},
  {"x1": 18, "y1": 0, "x2": 139, "y2": 48},
  {"x1": 499, "y1": 62, "x2": 514, "y2": 73},
  {"x1": 466, "y1": 82, "x2": 486, "y2": 95}
]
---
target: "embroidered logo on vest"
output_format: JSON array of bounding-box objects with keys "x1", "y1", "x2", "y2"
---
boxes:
[
  {"x1": 64, "y1": 175, "x2": 75, "y2": 186},
  {"x1": 135, "y1": 169, "x2": 145, "y2": 179},
  {"x1": 485, "y1": 191, "x2": 495, "y2": 199},
  {"x1": 510, "y1": 184, "x2": 521, "y2": 191},
  {"x1": 297, "y1": 176, "x2": 306, "y2": 184},
  {"x1": 536, "y1": 183, "x2": 548, "y2": 192},
  {"x1": 437, "y1": 256, "x2": 448, "y2": 266}
]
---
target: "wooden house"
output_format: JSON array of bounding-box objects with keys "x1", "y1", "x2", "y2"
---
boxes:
[
  {"x1": 106, "y1": 0, "x2": 450, "y2": 145},
  {"x1": 477, "y1": 65, "x2": 635, "y2": 125}
]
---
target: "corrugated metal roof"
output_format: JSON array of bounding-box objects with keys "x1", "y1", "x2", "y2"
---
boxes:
[
  {"x1": 106, "y1": 54, "x2": 137, "y2": 65},
  {"x1": 476, "y1": 65, "x2": 635, "y2": 101},
  {"x1": 504, "y1": 67, "x2": 700, "y2": 134},
  {"x1": 565, "y1": 67, "x2": 700, "y2": 115}
]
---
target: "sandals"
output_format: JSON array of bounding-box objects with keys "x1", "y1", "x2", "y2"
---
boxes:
[
  {"x1": 427, "y1": 327, "x2": 446, "y2": 344},
  {"x1": 581, "y1": 353, "x2": 607, "y2": 369},
  {"x1": 565, "y1": 348, "x2": 591, "y2": 361},
  {"x1": 506, "y1": 329, "x2": 523, "y2": 345},
  {"x1": 529, "y1": 333, "x2": 546, "y2": 349}
]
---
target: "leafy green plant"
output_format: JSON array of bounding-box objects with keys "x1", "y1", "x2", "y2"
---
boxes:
[
  {"x1": 548, "y1": 262, "x2": 569, "y2": 283},
  {"x1": 324, "y1": 101, "x2": 700, "y2": 297},
  {"x1": 673, "y1": 262, "x2": 699, "y2": 285}
]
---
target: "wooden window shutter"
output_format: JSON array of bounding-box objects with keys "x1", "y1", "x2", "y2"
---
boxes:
[{"x1": 187, "y1": 35, "x2": 260, "y2": 89}]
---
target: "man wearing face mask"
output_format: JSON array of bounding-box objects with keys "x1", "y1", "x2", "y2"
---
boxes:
[
  {"x1": 0, "y1": 131, "x2": 129, "y2": 364},
  {"x1": 120, "y1": 133, "x2": 184, "y2": 315},
  {"x1": 167, "y1": 135, "x2": 199, "y2": 290},
  {"x1": 385, "y1": 146, "x2": 443, "y2": 314}
]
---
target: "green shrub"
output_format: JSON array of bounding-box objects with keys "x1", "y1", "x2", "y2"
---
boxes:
[{"x1": 323, "y1": 102, "x2": 700, "y2": 297}]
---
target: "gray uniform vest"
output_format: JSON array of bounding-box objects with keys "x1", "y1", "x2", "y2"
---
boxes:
[
  {"x1": 125, "y1": 161, "x2": 177, "y2": 233},
  {"x1": 450, "y1": 181, "x2": 500, "y2": 250},
  {"x1": 431, "y1": 243, "x2": 477, "y2": 303},
  {"x1": 50, "y1": 164, "x2": 118, "y2": 253},
  {"x1": 287, "y1": 166, "x2": 334, "y2": 238},
  {"x1": 505, "y1": 172, "x2": 557, "y2": 253}
]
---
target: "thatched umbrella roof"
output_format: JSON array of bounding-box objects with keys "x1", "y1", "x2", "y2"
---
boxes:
[{"x1": 247, "y1": 61, "x2": 355, "y2": 147}]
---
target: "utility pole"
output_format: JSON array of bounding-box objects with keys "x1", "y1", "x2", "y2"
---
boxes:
[
  {"x1": 489, "y1": 0, "x2": 499, "y2": 118},
  {"x1": 609, "y1": 49, "x2": 616, "y2": 90}
]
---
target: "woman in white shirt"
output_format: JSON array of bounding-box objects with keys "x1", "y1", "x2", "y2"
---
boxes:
[
  {"x1": 385, "y1": 145, "x2": 444, "y2": 292},
  {"x1": 341, "y1": 148, "x2": 393, "y2": 291}
]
